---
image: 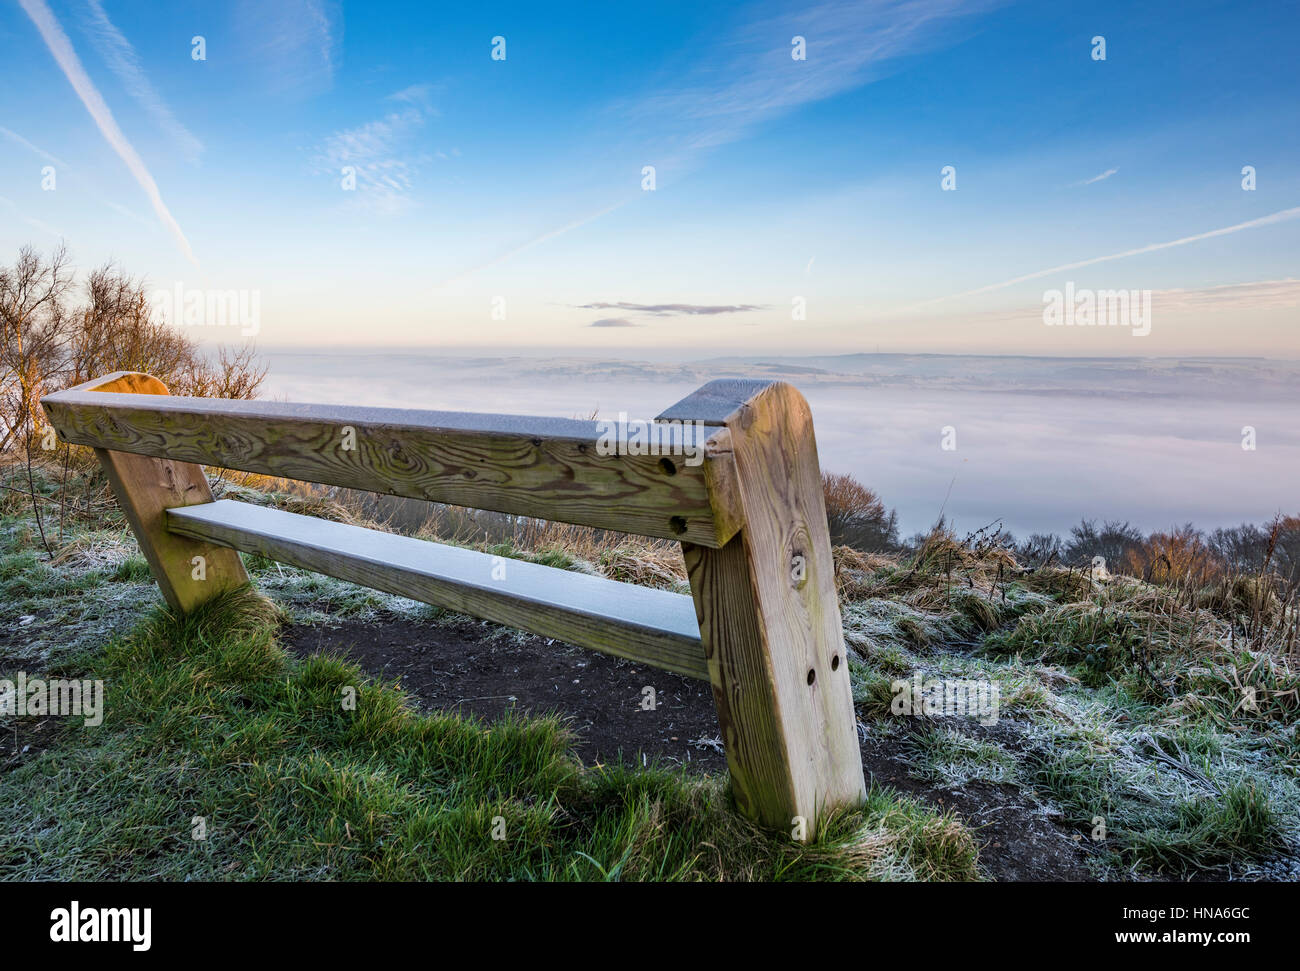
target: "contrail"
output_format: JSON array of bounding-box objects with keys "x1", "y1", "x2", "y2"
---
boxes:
[
  {"x1": 434, "y1": 198, "x2": 632, "y2": 287},
  {"x1": 439, "y1": 1, "x2": 996, "y2": 284},
  {"x1": 0, "y1": 126, "x2": 68, "y2": 168},
  {"x1": 905, "y1": 205, "x2": 1300, "y2": 309},
  {"x1": 18, "y1": 0, "x2": 198, "y2": 266},
  {"x1": 1071, "y1": 167, "x2": 1118, "y2": 186},
  {"x1": 83, "y1": 0, "x2": 203, "y2": 161}
]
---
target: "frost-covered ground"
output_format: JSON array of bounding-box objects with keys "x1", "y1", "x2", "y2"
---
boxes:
[{"x1": 3, "y1": 467, "x2": 1298, "y2": 880}]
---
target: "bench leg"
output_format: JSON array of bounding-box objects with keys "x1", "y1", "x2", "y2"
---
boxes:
[
  {"x1": 88, "y1": 373, "x2": 248, "y2": 612},
  {"x1": 680, "y1": 382, "x2": 866, "y2": 838}
]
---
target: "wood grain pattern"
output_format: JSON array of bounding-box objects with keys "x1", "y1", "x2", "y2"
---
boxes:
[
  {"x1": 42, "y1": 379, "x2": 744, "y2": 547},
  {"x1": 168, "y1": 499, "x2": 709, "y2": 680},
  {"x1": 77, "y1": 373, "x2": 249, "y2": 612},
  {"x1": 675, "y1": 380, "x2": 866, "y2": 836}
]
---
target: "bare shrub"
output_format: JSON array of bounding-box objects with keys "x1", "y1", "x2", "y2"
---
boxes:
[
  {"x1": 822, "y1": 471, "x2": 899, "y2": 552},
  {"x1": 2, "y1": 245, "x2": 265, "y2": 445}
]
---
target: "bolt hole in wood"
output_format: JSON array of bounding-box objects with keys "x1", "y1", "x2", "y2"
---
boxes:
[
  {"x1": 807, "y1": 668, "x2": 816, "y2": 686},
  {"x1": 831, "y1": 654, "x2": 840, "y2": 671},
  {"x1": 659, "y1": 457, "x2": 677, "y2": 476},
  {"x1": 669, "y1": 515, "x2": 688, "y2": 535}
]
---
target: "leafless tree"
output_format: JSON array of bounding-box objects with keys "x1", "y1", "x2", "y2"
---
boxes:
[
  {"x1": 822, "y1": 471, "x2": 899, "y2": 551},
  {"x1": 0, "y1": 243, "x2": 74, "y2": 450},
  {"x1": 2, "y1": 244, "x2": 267, "y2": 553}
]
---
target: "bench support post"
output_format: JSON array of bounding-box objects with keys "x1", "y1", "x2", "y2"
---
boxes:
[
  {"x1": 80, "y1": 372, "x2": 249, "y2": 612},
  {"x1": 668, "y1": 381, "x2": 866, "y2": 837}
]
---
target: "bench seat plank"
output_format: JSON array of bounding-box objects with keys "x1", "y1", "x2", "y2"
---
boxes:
[{"x1": 166, "y1": 499, "x2": 709, "y2": 681}]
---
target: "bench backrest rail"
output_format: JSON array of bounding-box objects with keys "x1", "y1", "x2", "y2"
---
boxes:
[{"x1": 43, "y1": 376, "x2": 740, "y2": 547}]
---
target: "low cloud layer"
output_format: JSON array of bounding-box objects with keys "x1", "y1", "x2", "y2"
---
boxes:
[
  {"x1": 579, "y1": 301, "x2": 767, "y2": 329},
  {"x1": 578, "y1": 301, "x2": 766, "y2": 316}
]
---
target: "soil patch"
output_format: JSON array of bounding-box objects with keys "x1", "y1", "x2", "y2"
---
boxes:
[{"x1": 281, "y1": 615, "x2": 1096, "y2": 881}]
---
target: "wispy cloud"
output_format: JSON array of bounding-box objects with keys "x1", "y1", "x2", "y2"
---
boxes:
[
  {"x1": 104, "y1": 199, "x2": 153, "y2": 228},
  {"x1": 589, "y1": 318, "x2": 640, "y2": 328},
  {"x1": 1071, "y1": 167, "x2": 1119, "y2": 186},
  {"x1": 887, "y1": 278, "x2": 1300, "y2": 328},
  {"x1": 0, "y1": 195, "x2": 64, "y2": 239},
  {"x1": 80, "y1": 0, "x2": 202, "y2": 162},
  {"x1": 18, "y1": 0, "x2": 197, "y2": 266},
  {"x1": 235, "y1": 0, "x2": 340, "y2": 97},
  {"x1": 906, "y1": 206, "x2": 1300, "y2": 308},
  {"x1": 2, "y1": 123, "x2": 152, "y2": 229},
  {"x1": 1152, "y1": 278, "x2": 1300, "y2": 312},
  {"x1": 2, "y1": 124, "x2": 155, "y2": 228},
  {"x1": 0, "y1": 126, "x2": 68, "y2": 168},
  {"x1": 314, "y1": 85, "x2": 437, "y2": 215},
  {"x1": 435, "y1": 198, "x2": 632, "y2": 286},
  {"x1": 577, "y1": 301, "x2": 767, "y2": 316},
  {"x1": 450, "y1": 0, "x2": 997, "y2": 282},
  {"x1": 626, "y1": 0, "x2": 1000, "y2": 169}
]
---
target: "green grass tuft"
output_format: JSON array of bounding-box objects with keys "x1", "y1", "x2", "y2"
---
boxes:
[{"x1": 0, "y1": 581, "x2": 976, "y2": 881}]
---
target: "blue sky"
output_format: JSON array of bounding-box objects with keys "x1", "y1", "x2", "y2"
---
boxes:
[{"x1": 1, "y1": 0, "x2": 1297, "y2": 354}]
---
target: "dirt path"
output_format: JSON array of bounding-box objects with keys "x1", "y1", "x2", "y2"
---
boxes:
[{"x1": 281, "y1": 616, "x2": 1095, "y2": 881}]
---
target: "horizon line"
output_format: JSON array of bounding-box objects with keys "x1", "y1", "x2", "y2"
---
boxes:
[{"x1": 233, "y1": 343, "x2": 1299, "y2": 363}]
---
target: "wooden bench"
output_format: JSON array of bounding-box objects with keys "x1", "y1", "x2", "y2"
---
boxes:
[{"x1": 42, "y1": 371, "x2": 866, "y2": 835}]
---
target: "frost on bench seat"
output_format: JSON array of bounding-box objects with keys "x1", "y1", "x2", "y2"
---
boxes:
[{"x1": 166, "y1": 499, "x2": 708, "y2": 681}]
